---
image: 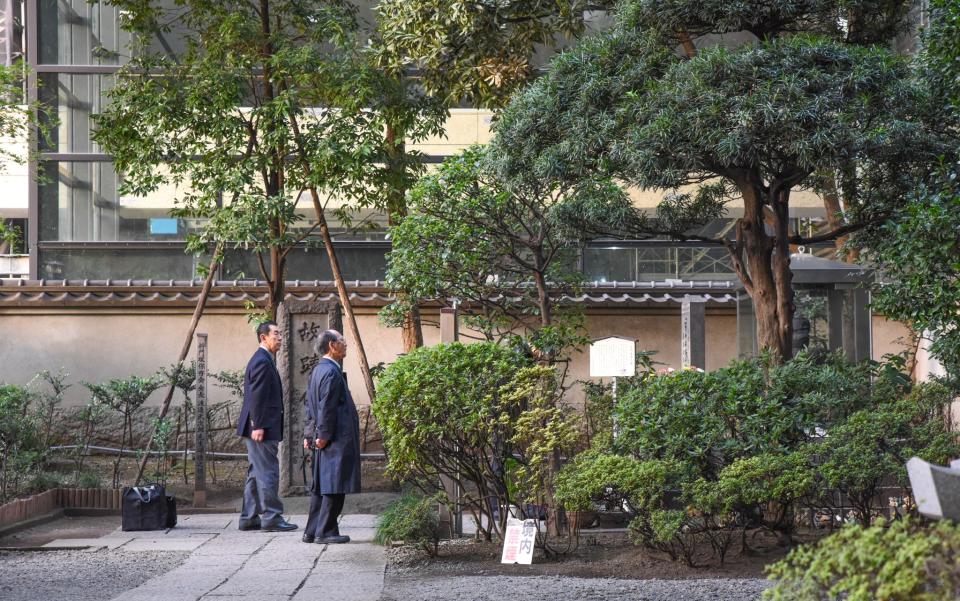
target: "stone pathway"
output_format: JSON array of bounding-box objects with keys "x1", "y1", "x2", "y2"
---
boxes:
[{"x1": 42, "y1": 514, "x2": 385, "y2": 601}]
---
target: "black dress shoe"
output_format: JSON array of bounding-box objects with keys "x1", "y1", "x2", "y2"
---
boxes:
[
  {"x1": 261, "y1": 519, "x2": 298, "y2": 532},
  {"x1": 301, "y1": 534, "x2": 315, "y2": 543},
  {"x1": 238, "y1": 518, "x2": 261, "y2": 531},
  {"x1": 316, "y1": 535, "x2": 350, "y2": 544}
]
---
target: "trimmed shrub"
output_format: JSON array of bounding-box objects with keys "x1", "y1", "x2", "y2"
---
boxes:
[
  {"x1": 765, "y1": 518, "x2": 960, "y2": 601},
  {"x1": 374, "y1": 342, "x2": 580, "y2": 542}
]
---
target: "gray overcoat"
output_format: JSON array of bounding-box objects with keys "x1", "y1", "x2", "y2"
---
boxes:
[{"x1": 304, "y1": 357, "x2": 361, "y2": 495}]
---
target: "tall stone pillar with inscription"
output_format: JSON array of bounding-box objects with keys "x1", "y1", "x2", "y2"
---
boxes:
[{"x1": 275, "y1": 299, "x2": 342, "y2": 495}]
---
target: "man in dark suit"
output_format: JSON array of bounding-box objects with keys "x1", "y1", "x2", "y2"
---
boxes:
[
  {"x1": 302, "y1": 329, "x2": 361, "y2": 544},
  {"x1": 236, "y1": 321, "x2": 297, "y2": 532}
]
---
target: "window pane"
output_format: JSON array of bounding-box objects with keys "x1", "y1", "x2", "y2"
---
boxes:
[
  {"x1": 583, "y1": 247, "x2": 635, "y2": 282},
  {"x1": 39, "y1": 161, "x2": 195, "y2": 242},
  {"x1": 37, "y1": 0, "x2": 130, "y2": 65},
  {"x1": 39, "y1": 247, "x2": 201, "y2": 280},
  {"x1": 222, "y1": 245, "x2": 389, "y2": 282},
  {"x1": 38, "y1": 73, "x2": 114, "y2": 153}
]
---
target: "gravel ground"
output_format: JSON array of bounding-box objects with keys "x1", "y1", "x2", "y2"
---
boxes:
[
  {"x1": 0, "y1": 550, "x2": 188, "y2": 601},
  {"x1": 381, "y1": 575, "x2": 771, "y2": 601}
]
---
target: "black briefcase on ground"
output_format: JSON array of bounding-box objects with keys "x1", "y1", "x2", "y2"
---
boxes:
[{"x1": 121, "y1": 484, "x2": 178, "y2": 531}]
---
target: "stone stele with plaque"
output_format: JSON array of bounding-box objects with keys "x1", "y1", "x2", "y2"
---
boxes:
[{"x1": 275, "y1": 299, "x2": 342, "y2": 495}]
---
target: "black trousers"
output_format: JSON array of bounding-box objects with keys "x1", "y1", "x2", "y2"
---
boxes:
[{"x1": 305, "y1": 493, "x2": 345, "y2": 538}]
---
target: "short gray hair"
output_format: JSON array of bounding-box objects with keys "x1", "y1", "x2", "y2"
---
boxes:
[{"x1": 316, "y1": 329, "x2": 343, "y2": 355}]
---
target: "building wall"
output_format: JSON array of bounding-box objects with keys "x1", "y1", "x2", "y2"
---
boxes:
[
  {"x1": 1, "y1": 306, "x2": 741, "y2": 408},
  {"x1": 0, "y1": 308, "x2": 915, "y2": 409}
]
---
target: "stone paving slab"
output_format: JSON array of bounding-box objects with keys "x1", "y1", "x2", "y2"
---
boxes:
[
  {"x1": 320, "y1": 543, "x2": 388, "y2": 564},
  {"x1": 98, "y1": 513, "x2": 385, "y2": 601},
  {"x1": 293, "y1": 570, "x2": 385, "y2": 601},
  {"x1": 340, "y1": 514, "x2": 377, "y2": 528},
  {"x1": 122, "y1": 534, "x2": 216, "y2": 552},
  {"x1": 206, "y1": 568, "x2": 311, "y2": 597}
]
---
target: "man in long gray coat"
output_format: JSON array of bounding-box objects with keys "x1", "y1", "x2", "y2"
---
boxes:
[{"x1": 302, "y1": 329, "x2": 361, "y2": 544}]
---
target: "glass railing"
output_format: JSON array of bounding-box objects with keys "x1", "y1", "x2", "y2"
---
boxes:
[{"x1": 583, "y1": 244, "x2": 735, "y2": 282}]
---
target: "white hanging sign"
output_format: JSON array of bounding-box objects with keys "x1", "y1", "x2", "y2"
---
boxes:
[{"x1": 589, "y1": 336, "x2": 637, "y2": 378}]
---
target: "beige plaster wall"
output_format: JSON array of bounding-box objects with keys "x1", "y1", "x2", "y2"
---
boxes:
[
  {"x1": 1, "y1": 308, "x2": 738, "y2": 408},
  {"x1": 871, "y1": 315, "x2": 915, "y2": 363},
  {"x1": 0, "y1": 308, "x2": 907, "y2": 409},
  {"x1": 0, "y1": 311, "x2": 255, "y2": 406}
]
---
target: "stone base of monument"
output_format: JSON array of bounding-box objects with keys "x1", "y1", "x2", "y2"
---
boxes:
[{"x1": 906, "y1": 457, "x2": 960, "y2": 522}]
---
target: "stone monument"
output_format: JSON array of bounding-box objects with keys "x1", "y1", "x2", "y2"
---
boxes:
[
  {"x1": 906, "y1": 456, "x2": 960, "y2": 522},
  {"x1": 275, "y1": 299, "x2": 342, "y2": 495}
]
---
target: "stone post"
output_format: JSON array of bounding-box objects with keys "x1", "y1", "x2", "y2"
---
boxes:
[
  {"x1": 681, "y1": 295, "x2": 706, "y2": 369},
  {"x1": 193, "y1": 333, "x2": 208, "y2": 507},
  {"x1": 439, "y1": 307, "x2": 463, "y2": 537}
]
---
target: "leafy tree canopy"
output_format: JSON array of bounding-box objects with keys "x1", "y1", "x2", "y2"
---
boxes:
[
  {"x1": 382, "y1": 145, "x2": 636, "y2": 349},
  {"x1": 852, "y1": 0, "x2": 960, "y2": 379},
  {"x1": 374, "y1": 0, "x2": 617, "y2": 106},
  {"x1": 487, "y1": 0, "x2": 954, "y2": 360}
]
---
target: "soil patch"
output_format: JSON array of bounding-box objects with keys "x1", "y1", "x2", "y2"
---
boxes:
[{"x1": 387, "y1": 530, "x2": 791, "y2": 581}]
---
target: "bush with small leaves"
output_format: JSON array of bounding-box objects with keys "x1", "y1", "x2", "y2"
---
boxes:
[{"x1": 765, "y1": 518, "x2": 960, "y2": 601}]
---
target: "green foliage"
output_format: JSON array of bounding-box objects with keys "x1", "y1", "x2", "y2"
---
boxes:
[
  {"x1": 765, "y1": 518, "x2": 960, "y2": 601},
  {"x1": 498, "y1": 366, "x2": 581, "y2": 507},
  {"x1": 375, "y1": 342, "x2": 578, "y2": 541},
  {"x1": 923, "y1": 0, "x2": 960, "y2": 110},
  {"x1": 374, "y1": 491, "x2": 442, "y2": 557},
  {"x1": 148, "y1": 417, "x2": 175, "y2": 487},
  {"x1": 94, "y1": 0, "x2": 407, "y2": 316},
  {"x1": 0, "y1": 385, "x2": 43, "y2": 503},
  {"x1": 382, "y1": 145, "x2": 630, "y2": 353},
  {"x1": 374, "y1": 0, "x2": 615, "y2": 107},
  {"x1": 489, "y1": 0, "x2": 953, "y2": 359},
  {"x1": 555, "y1": 450, "x2": 673, "y2": 512},
  {"x1": 813, "y1": 383, "x2": 960, "y2": 526},
  {"x1": 556, "y1": 353, "x2": 960, "y2": 564},
  {"x1": 0, "y1": 60, "x2": 56, "y2": 174},
  {"x1": 84, "y1": 375, "x2": 163, "y2": 488},
  {"x1": 857, "y1": 168, "x2": 960, "y2": 379},
  {"x1": 76, "y1": 471, "x2": 104, "y2": 489}
]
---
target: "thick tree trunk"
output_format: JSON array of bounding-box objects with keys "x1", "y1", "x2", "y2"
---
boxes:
[
  {"x1": 732, "y1": 175, "x2": 794, "y2": 362},
  {"x1": 771, "y1": 189, "x2": 795, "y2": 360}
]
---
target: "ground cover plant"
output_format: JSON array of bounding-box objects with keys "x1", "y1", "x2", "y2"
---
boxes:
[
  {"x1": 0, "y1": 365, "x2": 251, "y2": 503},
  {"x1": 374, "y1": 491, "x2": 443, "y2": 557}
]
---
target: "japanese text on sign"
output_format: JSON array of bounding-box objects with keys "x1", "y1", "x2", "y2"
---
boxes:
[
  {"x1": 589, "y1": 336, "x2": 637, "y2": 378},
  {"x1": 501, "y1": 517, "x2": 536, "y2": 565}
]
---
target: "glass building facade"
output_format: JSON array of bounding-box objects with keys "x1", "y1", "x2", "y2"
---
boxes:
[{"x1": 8, "y1": 1, "x2": 829, "y2": 283}]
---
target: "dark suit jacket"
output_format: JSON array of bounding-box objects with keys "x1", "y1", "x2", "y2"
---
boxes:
[
  {"x1": 236, "y1": 347, "x2": 284, "y2": 441},
  {"x1": 305, "y1": 358, "x2": 361, "y2": 494}
]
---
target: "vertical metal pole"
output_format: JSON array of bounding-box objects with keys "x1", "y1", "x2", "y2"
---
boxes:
[{"x1": 194, "y1": 333, "x2": 208, "y2": 507}]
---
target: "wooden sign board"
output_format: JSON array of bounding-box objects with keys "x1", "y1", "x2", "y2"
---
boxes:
[
  {"x1": 501, "y1": 517, "x2": 536, "y2": 565},
  {"x1": 589, "y1": 336, "x2": 636, "y2": 378}
]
